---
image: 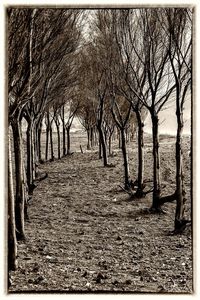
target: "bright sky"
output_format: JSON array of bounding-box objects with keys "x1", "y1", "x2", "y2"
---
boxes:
[{"x1": 144, "y1": 97, "x2": 191, "y2": 135}]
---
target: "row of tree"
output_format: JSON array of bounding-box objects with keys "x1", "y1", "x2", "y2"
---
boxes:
[
  {"x1": 8, "y1": 8, "x2": 84, "y2": 271},
  {"x1": 8, "y1": 8, "x2": 192, "y2": 275},
  {"x1": 80, "y1": 8, "x2": 192, "y2": 224}
]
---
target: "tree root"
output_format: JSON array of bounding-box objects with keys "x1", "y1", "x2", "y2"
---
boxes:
[
  {"x1": 173, "y1": 219, "x2": 191, "y2": 234},
  {"x1": 36, "y1": 172, "x2": 48, "y2": 182},
  {"x1": 28, "y1": 183, "x2": 37, "y2": 195},
  {"x1": 159, "y1": 193, "x2": 177, "y2": 205},
  {"x1": 105, "y1": 163, "x2": 116, "y2": 168}
]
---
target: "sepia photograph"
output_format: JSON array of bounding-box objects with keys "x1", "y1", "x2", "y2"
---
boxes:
[{"x1": 4, "y1": 1, "x2": 197, "y2": 296}]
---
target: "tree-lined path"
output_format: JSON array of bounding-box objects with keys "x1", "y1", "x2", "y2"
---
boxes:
[
  {"x1": 8, "y1": 7, "x2": 193, "y2": 293},
  {"x1": 9, "y1": 137, "x2": 192, "y2": 292}
]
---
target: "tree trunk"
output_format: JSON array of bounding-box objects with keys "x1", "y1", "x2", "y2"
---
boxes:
[
  {"x1": 45, "y1": 114, "x2": 50, "y2": 161},
  {"x1": 8, "y1": 129, "x2": 17, "y2": 270},
  {"x1": 38, "y1": 124, "x2": 42, "y2": 162},
  {"x1": 151, "y1": 113, "x2": 161, "y2": 210},
  {"x1": 11, "y1": 119, "x2": 26, "y2": 240},
  {"x1": 87, "y1": 128, "x2": 91, "y2": 150},
  {"x1": 66, "y1": 126, "x2": 71, "y2": 155},
  {"x1": 55, "y1": 122, "x2": 61, "y2": 159},
  {"x1": 94, "y1": 128, "x2": 98, "y2": 146},
  {"x1": 62, "y1": 106, "x2": 66, "y2": 156},
  {"x1": 108, "y1": 133, "x2": 112, "y2": 156},
  {"x1": 97, "y1": 123, "x2": 108, "y2": 166},
  {"x1": 174, "y1": 106, "x2": 186, "y2": 231},
  {"x1": 121, "y1": 128, "x2": 130, "y2": 189},
  {"x1": 49, "y1": 121, "x2": 54, "y2": 161},
  {"x1": 90, "y1": 127, "x2": 94, "y2": 148},
  {"x1": 135, "y1": 110, "x2": 145, "y2": 197},
  {"x1": 36, "y1": 117, "x2": 43, "y2": 163},
  {"x1": 27, "y1": 118, "x2": 36, "y2": 190}
]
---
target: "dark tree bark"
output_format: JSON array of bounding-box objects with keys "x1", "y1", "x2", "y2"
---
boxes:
[
  {"x1": 62, "y1": 106, "x2": 66, "y2": 157},
  {"x1": 86, "y1": 128, "x2": 91, "y2": 150},
  {"x1": 174, "y1": 98, "x2": 186, "y2": 230},
  {"x1": 11, "y1": 119, "x2": 26, "y2": 240},
  {"x1": 55, "y1": 119, "x2": 61, "y2": 159},
  {"x1": 8, "y1": 131, "x2": 17, "y2": 270},
  {"x1": 38, "y1": 124, "x2": 42, "y2": 162},
  {"x1": 90, "y1": 127, "x2": 94, "y2": 148},
  {"x1": 45, "y1": 113, "x2": 50, "y2": 161},
  {"x1": 108, "y1": 129, "x2": 114, "y2": 156},
  {"x1": 94, "y1": 128, "x2": 98, "y2": 146},
  {"x1": 151, "y1": 112, "x2": 161, "y2": 211},
  {"x1": 135, "y1": 110, "x2": 145, "y2": 197},
  {"x1": 36, "y1": 116, "x2": 43, "y2": 162},
  {"x1": 26, "y1": 117, "x2": 37, "y2": 190},
  {"x1": 96, "y1": 94, "x2": 108, "y2": 166},
  {"x1": 120, "y1": 127, "x2": 130, "y2": 189},
  {"x1": 66, "y1": 126, "x2": 71, "y2": 155},
  {"x1": 49, "y1": 120, "x2": 55, "y2": 161},
  {"x1": 97, "y1": 121, "x2": 108, "y2": 166}
]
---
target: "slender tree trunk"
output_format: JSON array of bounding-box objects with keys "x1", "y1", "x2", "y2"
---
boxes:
[
  {"x1": 8, "y1": 129, "x2": 17, "y2": 270},
  {"x1": 121, "y1": 127, "x2": 130, "y2": 189},
  {"x1": 62, "y1": 107, "x2": 66, "y2": 156},
  {"x1": 104, "y1": 128, "x2": 108, "y2": 147},
  {"x1": 151, "y1": 113, "x2": 161, "y2": 210},
  {"x1": 49, "y1": 121, "x2": 54, "y2": 161},
  {"x1": 90, "y1": 127, "x2": 94, "y2": 148},
  {"x1": 35, "y1": 117, "x2": 43, "y2": 163},
  {"x1": 11, "y1": 119, "x2": 26, "y2": 240},
  {"x1": 55, "y1": 122, "x2": 61, "y2": 159},
  {"x1": 32, "y1": 123, "x2": 38, "y2": 181},
  {"x1": 94, "y1": 128, "x2": 98, "y2": 146},
  {"x1": 87, "y1": 128, "x2": 91, "y2": 150},
  {"x1": 135, "y1": 110, "x2": 145, "y2": 197},
  {"x1": 66, "y1": 126, "x2": 71, "y2": 155},
  {"x1": 34, "y1": 123, "x2": 39, "y2": 165},
  {"x1": 38, "y1": 123, "x2": 42, "y2": 162},
  {"x1": 174, "y1": 104, "x2": 186, "y2": 230},
  {"x1": 97, "y1": 123, "x2": 108, "y2": 166},
  {"x1": 45, "y1": 114, "x2": 50, "y2": 161},
  {"x1": 27, "y1": 118, "x2": 36, "y2": 190}
]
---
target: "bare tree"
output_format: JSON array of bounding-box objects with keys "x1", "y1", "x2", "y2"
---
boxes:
[
  {"x1": 113, "y1": 9, "x2": 176, "y2": 206},
  {"x1": 102, "y1": 9, "x2": 148, "y2": 196},
  {"x1": 8, "y1": 8, "x2": 35, "y2": 239},
  {"x1": 111, "y1": 96, "x2": 132, "y2": 189},
  {"x1": 158, "y1": 8, "x2": 192, "y2": 232}
]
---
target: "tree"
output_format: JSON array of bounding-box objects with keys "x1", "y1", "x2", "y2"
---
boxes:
[
  {"x1": 158, "y1": 8, "x2": 192, "y2": 232},
  {"x1": 113, "y1": 9, "x2": 176, "y2": 206},
  {"x1": 8, "y1": 8, "x2": 83, "y2": 241},
  {"x1": 104, "y1": 9, "x2": 148, "y2": 196},
  {"x1": 79, "y1": 40, "x2": 110, "y2": 166},
  {"x1": 111, "y1": 95, "x2": 132, "y2": 189},
  {"x1": 8, "y1": 8, "x2": 36, "y2": 239}
]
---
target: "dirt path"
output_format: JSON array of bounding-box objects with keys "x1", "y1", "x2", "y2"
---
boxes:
[{"x1": 10, "y1": 149, "x2": 192, "y2": 293}]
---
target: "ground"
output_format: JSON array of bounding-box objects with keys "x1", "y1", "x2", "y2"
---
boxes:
[{"x1": 9, "y1": 132, "x2": 192, "y2": 293}]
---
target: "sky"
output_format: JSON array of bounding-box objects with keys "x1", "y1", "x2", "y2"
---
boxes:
[{"x1": 144, "y1": 96, "x2": 191, "y2": 135}]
